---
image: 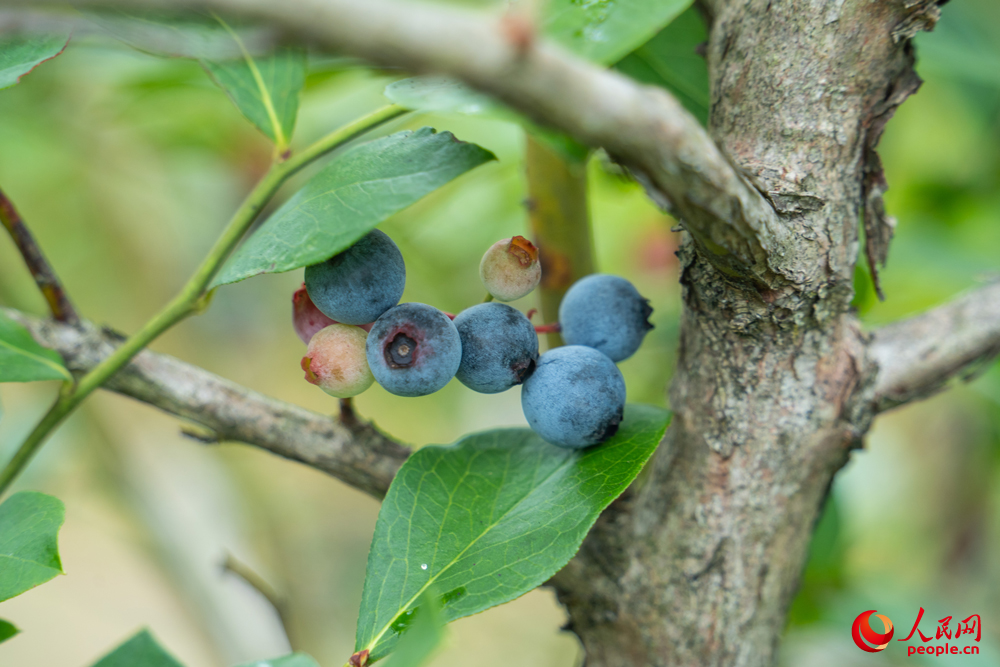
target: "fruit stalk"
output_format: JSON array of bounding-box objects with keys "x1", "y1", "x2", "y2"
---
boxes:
[
  {"x1": 525, "y1": 135, "x2": 595, "y2": 348},
  {"x1": 0, "y1": 105, "x2": 407, "y2": 496}
]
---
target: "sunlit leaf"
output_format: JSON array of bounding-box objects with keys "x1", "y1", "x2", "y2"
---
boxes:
[
  {"x1": 212, "y1": 127, "x2": 495, "y2": 287},
  {"x1": 0, "y1": 310, "x2": 72, "y2": 383},
  {"x1": 86, "y1": 11, "x2": 304, "y2": 146},
  {"x1": 0, "y1": 619, "x2": 18, "y2": 644},
  {"x1": 90, "y1": 629, "x2": 184, "y2": 667},
  {"x1": 201, "y1": 46, "x2": 306, "y2": 148},
  {"x1": 355, "y1": 404, "x2": 670, "y2": 660},
  {"x1": 0, "y1": 33, "x2": 70, "y2": 90},
  {"x1": 0, "y1": 491, "x2": 65, "y2": 602},
  {"x1": 544, "y1": 0, "x2": 693, "y2": 64},
  {"x1": 614, "y1": 7, "x2": 709, "y2": 125}
]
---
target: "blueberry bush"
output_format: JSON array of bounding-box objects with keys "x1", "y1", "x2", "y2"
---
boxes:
[{"x1": 1, "y1": 2, "x2": 996, "y2": 666}]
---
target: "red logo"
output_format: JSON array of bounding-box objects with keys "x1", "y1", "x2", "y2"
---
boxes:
[{"x1": 852, "y1": 610, "x2": 895, "y2": 652}]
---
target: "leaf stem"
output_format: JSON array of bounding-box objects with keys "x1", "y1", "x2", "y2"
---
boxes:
[{"x1": 0, "y1": 105, "x2": 407, "y2": 497}]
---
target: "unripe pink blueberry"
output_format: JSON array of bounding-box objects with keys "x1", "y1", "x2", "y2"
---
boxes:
[
  {"x1": 293, "y1": 283, "x2": 337, "y2": 344},
  {"x1": 293, "y1": 283, "x2": 371, "y2": 344},
  {"x1": 301, "y1": 324, "x2": 374, "y2": 398},
  {"x1": 479, "y1": 236, "x2": 542, "y2": 302}
]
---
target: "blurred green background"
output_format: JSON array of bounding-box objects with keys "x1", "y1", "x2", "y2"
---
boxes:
[{"x1": 0, "y1": 2, "x2": 998, "y2": 665}]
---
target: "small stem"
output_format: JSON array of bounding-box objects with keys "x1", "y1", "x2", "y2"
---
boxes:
[
  {"x1": 525, "y1": 135, "x2": 594, "y2": 349},
  {"x1": 534, "y1": 322, "x2": 562, "y2": 334},
  {"x1": 339, "y1": 397, "x2": 358, "y2": 426},
  {"x1": 0, "y1": 105, "x2": 407, "y2": 498},
  {"x1": 0, "y1": 187, "x2": 79, "y2": 325},
  {"x1": 222, "y1": 553, "x2": 297, "y2": 650},
  {"x1": 483, "y1": 293, "x2": 494, "y2": 303}
]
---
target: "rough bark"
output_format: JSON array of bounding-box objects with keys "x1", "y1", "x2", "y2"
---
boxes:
[{"x1": 551, "y1": 2, "x2": 942, "y2": 666}]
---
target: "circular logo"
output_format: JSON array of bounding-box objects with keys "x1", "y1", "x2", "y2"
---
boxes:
[{"x1": 852, "y1": 610, "x2": 895, "y2": 652}]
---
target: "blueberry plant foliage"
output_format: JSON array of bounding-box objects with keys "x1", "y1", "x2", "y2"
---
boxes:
[
  {"x1": 0, "y1": 2, "x2": 991, "y2": 667},
  {"x1": 212, "y1": 129, "x2": 495, "y2": 287},
  {"x1": 0, "y1": 31, "x2": 70, "y2": 90},
  {"x1": 356, "y1": 406, "x2": 668, "y2": 661},
  {"x1": 0, "y1": 491, "x2": 65, "y2": 645},
  {"x1": 0, "y1": 311, "x2": 71, "y2": 383},
  {"x1": 0, "y1": 3, "x2": 688, "y2": 666}
]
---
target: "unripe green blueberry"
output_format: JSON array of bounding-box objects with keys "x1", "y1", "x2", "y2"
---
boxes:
[
  {"x1": 479, "y1": 235, "x2": 541, "y2": 302},
  {"x1": 301, "y1": 324, "x2": 374, "y2": 398}
]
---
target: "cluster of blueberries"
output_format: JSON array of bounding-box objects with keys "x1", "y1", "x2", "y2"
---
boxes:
[{"x1": 295, "y1": 229, "x2": 653, "y2": 449}]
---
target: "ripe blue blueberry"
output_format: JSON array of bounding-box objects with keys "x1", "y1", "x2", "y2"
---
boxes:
[
  {"x1": 559, "y1": 274, "x2": 653, "y2": 362},
  {"x1": 453, "y1": 302, "x2": 538, "y2": 394},
  {"x1": 304, "y1": 229, "x2": 405, "y2": 326},
  {"x1": 366, "y1": 303, "x2": 462, "y2": 397},
  {"x1": 521, "y1": 345, "x2": 626, "y2": 449}
]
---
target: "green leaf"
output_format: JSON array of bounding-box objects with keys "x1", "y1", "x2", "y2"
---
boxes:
[
  {"x1": 85, "y1": 10, "x2": 253, "y2": 60},
  {"x1": 201, "y1": 46, "x2": 306, "y2": 148},
  {"x1": 235, "y1": 654, "x2": 320, "y2": 667},
  {"x1": 0, "y1": 619, "x2": 19, "y2": 644},
  {"x1": 212, "y1": 127, "x2": 496, "y2": 287},
  {"x1": 397, "y1": 0, "x2": 691, "y2": 65},
  {"x1": 544, "y1": 0, "x2": 694, "y2": 64},
  {"x1": 382, "y1": 589, "x2": 445, "y2": 667},
  {"x1": 0, "y1": 491, "x2": 65, "y2": 602},
  {"x1": 384, "y1": 78, "x2": 589, "y2": 163},
  {"x1": 614, "y1": 7, "x2": 710, "y2": 125},
  {"x1": 87, "y1": 11, "x2": 304, "y2": 146},
  {"x1": 90, "y1": 629, "x2": 184, "y2": 667},
  {"x1": 355, "y1": 404, "x2": 670, "y2": 660},
  {"x1": 0, "y1": 311, "x2": 72, "y2": 383},
  {"x1": 0, "y1": 33, "x2": 70, "y2": 90}
]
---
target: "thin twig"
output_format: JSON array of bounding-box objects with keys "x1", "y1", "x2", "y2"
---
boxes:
[
  {"x1": 0, "y1": 187, "x2": 79, "y2": 325},
  {"x1": 870, "y1": 279, "x2": 1000, "y2": 412},
  {"x1": 222, "y1": 553, "x2": 297, "y2": 650},
  {"x1": 0, "y1": 106, "x2": 407, "y2": 498}
]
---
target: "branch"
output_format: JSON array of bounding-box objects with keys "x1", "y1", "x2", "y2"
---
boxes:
[
  {"x1": 0, "y1": 188, "x2": 79, "y2": 325},
  {"x1": 870, "y1": 280, "x2": 1000, "y2": 412},
  {"x1": 8, "y1": 0, "x2": 783, "y2": 284},
  {"x1": 3, "y1": 307, "x2": 410, "y2": 499}
]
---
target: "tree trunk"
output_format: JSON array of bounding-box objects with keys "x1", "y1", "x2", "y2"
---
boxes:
[{"x1": 551, "y1": 1, "x2": 941, "y2": 665}]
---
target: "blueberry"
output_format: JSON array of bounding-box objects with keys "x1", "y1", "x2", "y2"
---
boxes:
[
  {"x1": 305, "y1": 229, "x2": 405, "y2": 325},
  {"x1": 479, "y1": 235, "x2": 541, "y2": 302},
  {"x1": 292, "y1": 283, "x2": 337, "y2": 344},
  {"x1": 454, "y1": 302, "x2": 538, "y2": 394},
  {"x1": 302, "y1": 324, "x2": 374, "y2": 398},
  {"x1": 366, "y1": 303, "x2": 462, "y2": 397},
  {"x1": 559, "y1": 274, "x2": 653, "y2": 362},
  {"x1": 521, "y1": 345, "x2": 626, "y2": 448}
]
